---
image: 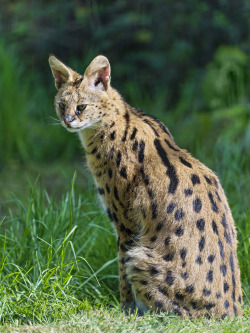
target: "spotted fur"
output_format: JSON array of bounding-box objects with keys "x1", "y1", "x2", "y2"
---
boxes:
[{"x1": 49, "y1": 55, "x2": 243, "y2": 318}]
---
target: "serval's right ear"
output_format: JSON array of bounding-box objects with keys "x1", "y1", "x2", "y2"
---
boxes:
[{"x1": 49, "y1": 56, "x2": 75, "y2": 90}]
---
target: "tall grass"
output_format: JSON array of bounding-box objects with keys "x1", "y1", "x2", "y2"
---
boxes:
[{"x1": 0, "y1": 174, "x2": 118, "y2": 324}]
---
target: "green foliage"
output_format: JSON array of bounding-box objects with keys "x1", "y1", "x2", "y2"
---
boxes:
[
  {"x1": 203, "y1": 46, "x2": 249, "y2": 109},
  {"x1": 0, "y1": 40, "x2": 29, "y2": 162},
  {"x1": 0, "y1": 176, "x2": 118, "y2": 324}
]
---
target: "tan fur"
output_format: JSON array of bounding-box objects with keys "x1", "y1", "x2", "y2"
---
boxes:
[{"x1": 49, "y1": 55, "x2": 243, "y2": 318}]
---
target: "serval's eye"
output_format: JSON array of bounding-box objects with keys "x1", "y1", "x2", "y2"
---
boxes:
[
  {"x1": 77, "y1": 104, "x2": 87, "y2": 112},
  {"x1": 59, "y1": 103, "x2": 66, "y2": 112}
]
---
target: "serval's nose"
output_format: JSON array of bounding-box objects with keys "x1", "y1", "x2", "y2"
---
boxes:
[{"x1": 64, "y1": 114, "x2": 75, "y2": 126}]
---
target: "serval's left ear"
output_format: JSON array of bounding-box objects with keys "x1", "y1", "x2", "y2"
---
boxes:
[
  {"x1": 84, "y1": 55, "x2": 111, "y2": 92},
  {"x1": 49, "y1": 56, "x2": 77, "y2": 90}
]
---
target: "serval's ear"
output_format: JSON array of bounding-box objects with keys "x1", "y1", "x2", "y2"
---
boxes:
[
  {"x1": 49, "y1": 56, "x2": 76, "y2": 90},
  {"x1": 84, "y1": 55, "x2": 111, "y2": 92}
]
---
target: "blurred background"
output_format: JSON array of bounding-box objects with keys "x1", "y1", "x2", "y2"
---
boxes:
[{"x1": 0, "y1": 0, "x2": 250, "y2": 313}]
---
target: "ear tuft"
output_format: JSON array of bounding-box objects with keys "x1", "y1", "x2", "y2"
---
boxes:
[
  {"x1": 49, "y1": 56, "x2": 74, "y2": 90},
  {"x1": 84, "y1": 55, "x2": 111, "y2": 91}
]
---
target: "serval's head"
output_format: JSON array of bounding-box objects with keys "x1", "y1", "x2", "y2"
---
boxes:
[{"x1": 49, "y1": 55, "x2": 112, "y2": 132}]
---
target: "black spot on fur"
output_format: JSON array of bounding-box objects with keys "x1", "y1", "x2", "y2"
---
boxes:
[
  {"x1": 107, "y1": 209, "x2": 113, "y2": 221},
  {"x1": 224, "y1": 282, "x2": 229, "y2": 293},
  {"x1": 179, "y1": 157, "x2": 192, "y2": 168},
  {"x1": 204, "y1": 175, "x2": 212, "y2": 184},
  {"x1": 207, "y1": 255, "x2": 215, "y2": 263},
  {"x1": 143, "y1": 118, "x2": 159, "y2": 137},
  {"x1": 114, "y1": 186, "x2": 119, "y2": 201},
  {"x1": 221, "y1": 214, "x2": 228, "y2": 229},
  {"x1": 191, "y1": 174, "x2": 200, "y2": 186},
  {"x1": 165, "y1": 139, "x2": 179, "y2": 151},
  {"x1": 175, "y1": 209, "x2": 185, "y2": 221},
  {"x1": 105, "y1": 184, "x2": 110, "y2": 193},
  {"x1": 212, "y1": 220, "x2": 218, "y2": 235},
  {"x1": 120, "y1": 166, "x2": 127, "y2": 179},
  {"x1": 166, "y1": 271, "x2": 175, "y2": 285},
  {"x1": 190, "y1": 302, "x2": 197, "y2": 309},
  {"x1": 230, "y1": 252, "x2": 235, "y2": 273},
  {"x1": 205, "y1": 303, "x2": 215, "y2": 310},
  {"x1": 233, "y1": 305, "x2": 238, "y2": 316},
  {"x1": 181, "y1": 272, "x2": 189, "y2": 280},
  {"x1": 221, "y1": 313, "x2": 228, "y2": 319},
  {"x1": 154, "y1": 139, "x2": 179, "y2": 194},
  {"x1": 208, "y1": 192, "x2": 219, "y2": 213},
  {"x1": 218, "y1": 239, "x2": 225, "y2": 260},
  {"x1": 116, "y1": 151, "x2": 121, "y2": 167},
  {"x1": 90, "y1": 147, "x2": 97, "y2": 154},
  {"x1": 216, "y1": 293, "x2": 221, "y2": 299},
  {"x1": 130, "y1": 127, "x2": 137, "y2": 140},
  {"x1": 120, "y1": 244, "x2": 128, "y2": 252},
  {"x1": 164, "y1": 237, "x2": 170, "y2": 246},
  {"x1": 224, "y1": 300, "x2": 229, "y2": 309},
  {"x1": 180, "y1": 248, "x2": 187, "y2": 260},
  {"x1": 216, "y1": 191, "x2": 222, "y2": 202},
  {"x1": 132, "y1": 140, "x2": 138, "y2": 151},
  {"x1": 196, "y1": 256, "x2": 202, "y2": 265},
  {"x1": 148, "y1": 189, "x2": 154, "y2": 199},
  {"x1": 163, "y1": 253, "x2": 175, "y2": 261},
  {"x1": 186, "y1": 285, "x2": 195, "y2": 294},
  {"x1": 150, "y1": 235, "x2": 157, "y2": 242},
  {"x1": 175, "y1": 227, "x2": 184, "y2": 237},
  {"x1": 120, "y1": 224, "x2": 125, "y2": 231},
  {"x1": 196, "y1": 219, "x2": 205, "y2": 231},
  {"x1": 140, "y1": 280, "x2": 148, "y2": 285},
  {"x1": 175, "y1": 293, "x2": 185, "y2": 301},
  {"x1": 193, "y1": 198, "x2": 202, "y2": 213},
  {"x1": 138, "y1": 140, "x2": 145, "y2": 163},
  {"x1": 156, "y1": 223, "x2": 163, "y2": 232},
  {"x1": 98, "y1": 188, "x2": 105, "y2": 195},
  {"x1": 122, "y1": 256, "x2": 133, "y2": 264},
  {"x1": 112, "y1": 212, "x2": 118, "y2": 223},
  {"x1": 238, "y1": 296, "x2": 242, "y2": 304},
  {"x1": 184, "y1": 188, "x2": 193, "y2": 196},
  {"x1": 203, "y1": 288, "x2": 211, "y2": 296},
  {"x1": 224, "y1": 230, "x2": 232, "y2": 245},
  {"x1": 144, "y1": 292, "x2": 152, "y2": 300},
  {"x1": 140, "y1": 166, "x2": 150, "y2": 185},
  {"x1": 108, "y1": 168, "x2": 112, "y2": 178},
  {"x1": 152, "y1": 203, "x2": 158, "y2": 219},
  {"x1": 220, "y1": 265, "x2": 227, "y2": 277},
  {"x1": 167, "y1": 202, "x2": 176, "y2": 214},
  {"x1": 199, "y1": 236, "x2": 205, "y2": 252},
  {"x1": 155, "y1": 301, "x2": 163, "y2": 309},
  {"x1": 150, "y1": 266, "x2": 159, "y2": 275},
  {"x1": 206, "y1": 270, "x2": 213, "y2": 283},
  {"x1": 110, "y1": 131, "x2": 116, "y2": 140}
]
